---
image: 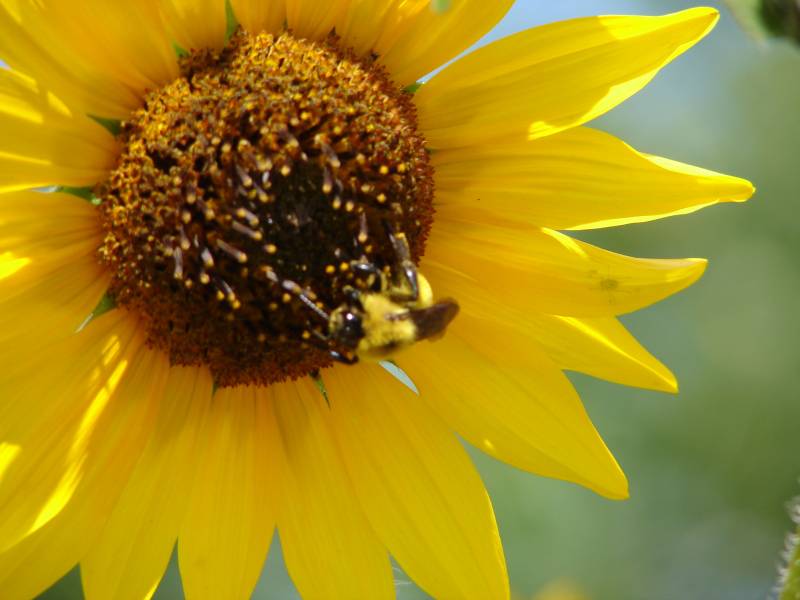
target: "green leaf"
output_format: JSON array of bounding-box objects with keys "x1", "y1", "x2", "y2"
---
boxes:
[
  {"x1": 76, "y1": 293, "x2": 116, "y2": 333},
  {"x1": 379, "y1": 360, "x2": 419, "y2": 395}
]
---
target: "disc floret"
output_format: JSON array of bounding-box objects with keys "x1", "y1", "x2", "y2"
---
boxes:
[{"x1": 98, "y1": 29, "x2": 434, "y2": 387}]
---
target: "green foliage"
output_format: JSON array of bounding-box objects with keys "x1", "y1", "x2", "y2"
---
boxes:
[
  {"x1": 726, "y1": 0, "x2": 800, "y2": 42},
  {"x1": 760, "y1": 0, "x2": 800, "y2": 40},
  {"x1": 778, "y1": 500, "x2": 800, "y2": 599}
]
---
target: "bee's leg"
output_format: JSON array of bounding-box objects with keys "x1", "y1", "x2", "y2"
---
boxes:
[
  {"x1": 296, "y1": 292, "x2": 330, "y2": 323},
  {"x1": 386, "y1": 227, "x2": 419, "y2": 301},
  {"x1": 350, "y1": 259, "x2": 383, "y2": 292},
  {"x1": 341, "y1": 285, "x2": 364, "y2": 307},
  {"x1": 281, "y1": 279, "x2": 331, "y2": 323},
  {"x1": 350, "y1": 261, "x2": 379, "y2": 277},
  {"x1": 308, "y1": 329, "x2": 359, "y2": 365},
  {"x1": 329, "y1": 350, "x2": 359, "y2": 365},
  {"x1": 261, "y1": 268, "x2": 331, "y2": 324}
]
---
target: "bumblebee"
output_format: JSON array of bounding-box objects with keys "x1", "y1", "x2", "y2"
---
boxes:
[
  {"x1": 328, "y1": 270, "x2": 459, "y2": 363},
  {"x1": 278, "y1": 231, "x2": 458, "y2": 364},
  {"x1": 326, "y1": 231, "x2": 459, "y2": 363}
]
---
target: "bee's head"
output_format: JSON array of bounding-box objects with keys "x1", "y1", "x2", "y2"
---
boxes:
[{"x1": 329, "y1": 291, "x2": 367, "y2": 352}]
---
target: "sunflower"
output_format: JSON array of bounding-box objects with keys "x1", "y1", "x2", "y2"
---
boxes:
[{"x1": 0, "y1": 1, "x2": 753, "y2": 599}]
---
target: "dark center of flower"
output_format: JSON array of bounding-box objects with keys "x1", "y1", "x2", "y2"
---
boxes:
[{"x1": 97, "y1": 29, "x2": 434, "y2": 387}]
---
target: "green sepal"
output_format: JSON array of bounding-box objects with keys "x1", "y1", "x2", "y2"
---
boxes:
[
  {"x1": 379, "y1": 360, "x2": 419, "y2": 395},
  {"x1": 225, "y1": 0, "x2": 239, "y2": 43},
  {"x1": 76, "y1": 292, "x2": 116, "y2": 333},
  {"x1": 212, "y1": 380, "x2": 220, "y2": 397},
  {"x1": 310, "y1": 371, "x2": 330, "y2": 407},
  {"x1": 404, "y1": 82, "x2": 423, "y2": 95},
  {"x1": 431, "y1": 0, "x2": 452, "y2": 14},
  {"x1": 57, "y1": 186, "x2": 98, "y2": 204},
  {"x1": 173, "y1": 42, "x2": 190, "y2": 58},
  {"x1": 89, "y1": 115, "x2": 122, "y2": 137}
]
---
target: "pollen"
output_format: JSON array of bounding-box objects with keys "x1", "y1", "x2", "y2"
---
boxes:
[{"x1": 97, "y1": 29, "x2": 434, "y2": 387}]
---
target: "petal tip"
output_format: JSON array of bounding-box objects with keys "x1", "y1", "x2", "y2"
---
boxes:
[
  {"x1": 593, "y1": 460, "x2": 630, "y2": 501},
  {"x1": 714, "y1": 174, "x2": 756, "y2": 203},
  {"x1": 664, "y1": 6, "x2": 720, "y2": 46},
  {"x1": 680, "y1": 6, "x2": 720, "y2": 26},
  {"x1": 646, "y1": 362, "x2": 679, "y2": 394},
  {"x1": 685, "y1": 258, "x2": 709, "y2": 286},
  {"x1": 660, "y1": 372, "x2": 679, "y2": 395},
  {"x1": 737, "y1": 178, "x2": 757, "y2": 202}
]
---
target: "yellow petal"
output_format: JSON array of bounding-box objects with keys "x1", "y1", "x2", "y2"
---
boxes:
[
  {"x1": 326, "y1": 363, "x2": 509, "y2": 600},
  {"x1": 0, "y1": 334, "x2": 169, "y2": 599},
  {"x1": 427, "y1": 219, "x2": 707, "y2": 317},
  {"x1": 334, "y1": 0, "x2": 418, "y2": 57},
  {"x1": 434, "y1": 127, "x2": 754, "y2": 230},
  {"x1": 178, "y1": 386, "x2": 277, "y2": 600},
  {"x1": 526, "y1": 315, "x2": 677, "y2": 393},
  {"x1": 0, "y1": 0, "x2": 177, "y2": 118},
  {"x1": 416, "y1": 8, "x2": 719, "y2": 149},
  {"x1": 230, "y1": 0, "x2": 285, "y2": 35},
  {"x1": 81, "y1": 366, "x2": 213, "y2": 600},
  {"x1": 272, "y1": 377, "x2": 394, "y2": 600},
  {"x1": 285, "y1": 0, "x2": 349, "y2": 41},
  {"x1": 0, "y1": 317, "x2": 133, "y2": 538},
  {"x1": 0, "y1": 312, "x2": 142, "y2": 552},
  {"x1": 0, "y1": 191, "x2": 107, "y2": 356},
  {"x1": 0, "y1": 71, "x2": 117, "y2": 191},
  {"x1": 0, "y1": 187, "x2": 110, "y2": 464},
  {"x1": 337, "y1": 0, "x2": 513, "y2": 85},
  {"x1": 160, "y1": 0, "x2": 228, "y2": 52},
  {"x1": 34, "y1": 1, "x2": 177, "y2": 102},
  {"x1": 419, "y1": 252, "x2": 676, "y2": 393},
  {"x1": 400, "y1": 313, "x2": 629, "y2": 499},
  {"x1": 0, "y1": 248, "x2": 107, "y2": 365}
]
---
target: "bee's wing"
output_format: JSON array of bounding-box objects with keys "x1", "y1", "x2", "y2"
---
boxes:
[{"x1": 408, "y1": 299, "x2": 459, "y2": 341}]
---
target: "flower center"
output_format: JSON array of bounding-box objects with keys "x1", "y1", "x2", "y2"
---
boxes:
[{"x1": 98, "y1": 30, "x2": 434, "y2": 387}]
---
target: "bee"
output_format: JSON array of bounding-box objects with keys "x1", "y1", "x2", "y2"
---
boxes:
[
  {"x1": 326, "y1": 231, "x2": 458, "y2": 363},
  {"x1": 327, "y1": 267, "x2": 459, "y2": 364},
  {"x1": 280, "y1": 231, "x2": 459, "y2": 364}
]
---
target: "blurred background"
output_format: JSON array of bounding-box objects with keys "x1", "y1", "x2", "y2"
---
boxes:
[{"x1": 40, "y1": 1, "x2": 800, "y2": 599}]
